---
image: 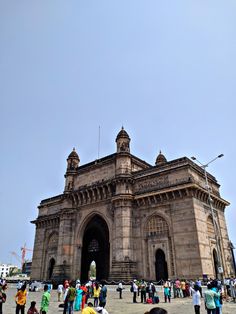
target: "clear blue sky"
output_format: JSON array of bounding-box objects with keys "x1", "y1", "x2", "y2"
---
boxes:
[{"x1": 1, "y1": 1, "x2": 236, "y2": 267}]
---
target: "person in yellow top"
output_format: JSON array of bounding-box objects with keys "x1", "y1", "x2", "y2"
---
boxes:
[
  {"x1": 15, "y1": 284, "x2": 27, "y2": 314},
  {"x1": 180, "y1": 280, "x2": 186, "y2": 298},
  {"x1": 93, "y1": 282, "x2": 101, "y2": 307},
  {"x1": 82, "y1": 302, "x2": 96, "y2": 314}
]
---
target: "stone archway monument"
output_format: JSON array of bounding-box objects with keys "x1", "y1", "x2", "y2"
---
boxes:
[{"x1": 30, "y1": 128, "x2": 234, "y2": 282}]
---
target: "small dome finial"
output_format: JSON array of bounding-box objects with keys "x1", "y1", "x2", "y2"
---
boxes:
[
  {"x1": 67, "y1": 148, "x2": 80, "y2": 170},
  {"x1": 116, "y1": 127, "x2": 130, "y2": 141},
  {"x1": 68, "y1": 148, "x2": 79, "y2": 159},
  {"x1": 116, "y1": 127, "x2": 130, "y2": 153},
  {"x1": 155, "y1": 150, "x2": 167, "y2": 166}
]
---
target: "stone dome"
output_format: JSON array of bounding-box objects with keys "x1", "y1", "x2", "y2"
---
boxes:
[
  {"x1": 68, "y1": 148, "x2": 79, "y2": 160},
  {"x1": 116, "y1": 127, "x2": 130, "y2": 142},
  {"x1": 155, "y1": 151, "x2": 167, "y2": 166}
]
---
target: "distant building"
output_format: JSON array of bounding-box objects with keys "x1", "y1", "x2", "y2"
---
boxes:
[
  {"x1": 22, "y1": 261, "x2": 32, "y2": 276},
  {"x1": 31, "y1": 128, "x2": 235, "y2": 282},
  {"x1": 0, "y1": 264, "x2": 18, "y2": 278}
]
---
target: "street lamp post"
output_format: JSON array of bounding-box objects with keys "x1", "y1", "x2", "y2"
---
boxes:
[{"x1": 191, "y1": 154, "x2": 224, "y2": 280}]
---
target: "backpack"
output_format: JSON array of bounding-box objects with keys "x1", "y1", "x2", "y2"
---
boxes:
[{"x1": 153, "y1": 296, "x2": 159, "y2": 304}]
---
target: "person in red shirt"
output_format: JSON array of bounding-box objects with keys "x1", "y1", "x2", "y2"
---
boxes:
[
  {"x1": 27, "y1": 301, "x2": 39, "y2": 314},
  {"x1": 81, "y1": 284, "x2": 88, "y2": 310}
]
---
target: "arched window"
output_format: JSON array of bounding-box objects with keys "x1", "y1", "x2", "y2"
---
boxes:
[
  {"x1": 48, "y1": 233, "x2": 58, "y2": 249},
  {"x1": 145, "y1": 215, "x2": 169, "y2": 237}
]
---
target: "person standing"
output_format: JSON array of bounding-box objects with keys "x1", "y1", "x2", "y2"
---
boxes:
[
  {"x1": 163, "y1": 282, "x2": 171, "y2": 303},
  {"x1": 117, "y1": 282, "x2": 123, "y2": 299},
  {"x1": 99, "y1": 282, "x2": 107, "y2": 308},
  {"x1": 81, "y1": 284, "x2": 88, "y2": 311},
  {"x1": 93, "y1": 282, "x2": 101, "y2": 307},
  {"x1": 132, "y1": 280, "x2": 138, "y2": 303},
  {"x1": 74, "y1": 285, "x2": 83, "y2": 311},
  {"x1": 211, "y1": 280, "x2": 221, "y2": 314},
  {"x1": 66, "y1": 281, "x2": 76, "y2": 314},
  {"x1": 204, "y1": 283, "x2": 220, "y2": 314},
  {"x1": 40, "y1": 284, "x2": 50, "y2": 314},
  {"x1": 175, "y1": 279, "x2": 181, "y2": 298},
  {"x1": 57, "y1": 283, "x2": 64, "y2": 302},
  {"x1": 196, "y1": 279, "x2": 203, "y2": 298},
  {"x1": 15, "y1": 284, "x2": 27, "y2": 314},
  {"x1": 180, "y1": 280, "x2": 186, "y2": 297},
  {"x1": 0, "y1": 283, "x2": 7, "y2": 314},
  {"x1": 190, "y1": 285, "x2": 201, "y2": 314},
  {"x1": 140, "y1": 280, "x2": 147, "y2": 304},
  {"x1": 229, "y1": 277, "x2": 236, "y2": 302}
]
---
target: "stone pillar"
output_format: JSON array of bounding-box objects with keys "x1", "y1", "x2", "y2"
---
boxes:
[
  {"x1": 171, "y1": 198, "x2": 202, "y2": 279},
  {"x1": 30, "y1": 225, "x2": 46, "y2": 280},
  {"x1": 109, "y1": 196, "x2": 137, "y2": 281},
  {"x1": 52, "y1": 210, "x2": 76, "y2": 282}
]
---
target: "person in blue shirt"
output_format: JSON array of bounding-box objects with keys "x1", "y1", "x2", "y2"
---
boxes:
[{"x1": 211, "y1": 280, "x2": 222, "y2": 314}]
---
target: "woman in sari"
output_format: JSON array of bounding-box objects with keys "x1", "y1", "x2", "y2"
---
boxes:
[
  {"x1": 74, "y1": 286, "x2": 83, "y2": 311},
  {"x1": 80, "y1": 284, "x2": 88, "y2": 310}
]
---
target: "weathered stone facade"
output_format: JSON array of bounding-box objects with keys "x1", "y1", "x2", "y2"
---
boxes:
[{"x1": 31, "y1": 128, "x2": 235, "y2": 282}]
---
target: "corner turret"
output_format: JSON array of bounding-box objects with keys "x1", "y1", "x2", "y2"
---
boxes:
[
  {"x1": 155, "y1": 150, "x2": 167, "y2": 166},
  {"x1": 64, "y1": 148, "x2": 80, "y2": 192},
  {"x1": 116, "y1": 126, "x2": 130, "y2": 153}
]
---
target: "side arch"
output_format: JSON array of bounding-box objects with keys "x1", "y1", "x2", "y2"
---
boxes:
[
  {"x1": 48, "y1": 257, "x2": 56, "y2": 279},
  {"x1": 207, "y1": 214, "x2": 223, "y2": 278},
  {"x1": 43, "y1": 231, "x2": 58, "y2": 280},
  {"x1": 155, "y1": 248, "x2": 168, "y2": 281},
  {"x1": 143, "y1": 213, "x2": 174, "y2": 280}
]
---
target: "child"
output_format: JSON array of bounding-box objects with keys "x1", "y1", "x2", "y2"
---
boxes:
[{"x1": 27, "y1": 301, "x2": 39, "y2": 314}]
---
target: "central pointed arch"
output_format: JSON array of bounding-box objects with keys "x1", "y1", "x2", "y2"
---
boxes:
[{"x1": 81, "y1": 215, "x2": 110, "y2": 282}]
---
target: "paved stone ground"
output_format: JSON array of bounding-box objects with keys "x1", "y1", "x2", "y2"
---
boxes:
[{"x1": 2, "y1": 284, "x2": 235, "y2": 314}]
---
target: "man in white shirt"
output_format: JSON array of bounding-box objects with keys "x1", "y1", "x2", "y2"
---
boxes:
[
  {"x1": 132, "y1": 280, "x2": 138, "y2": 303},
  {"x1": 117, "y1": 282, "x2": 123, "y2": 299},
  {"x1": 57, "y1": 283, "x2": 63, "y2": 302}
]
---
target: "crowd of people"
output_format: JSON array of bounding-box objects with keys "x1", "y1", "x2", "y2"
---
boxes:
[
  {"x1": 60, "y1": 279, "x2": 108, "y2": 314},
  {"x1": 0, "y1": 278, "x2": 109, "y2": 314},
  {"x1": 0, "y1": 276, "x2": 236, "y2": 314},
  {"x1": 128, "y1": 277, "x2": 236, "y2": 314}
]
